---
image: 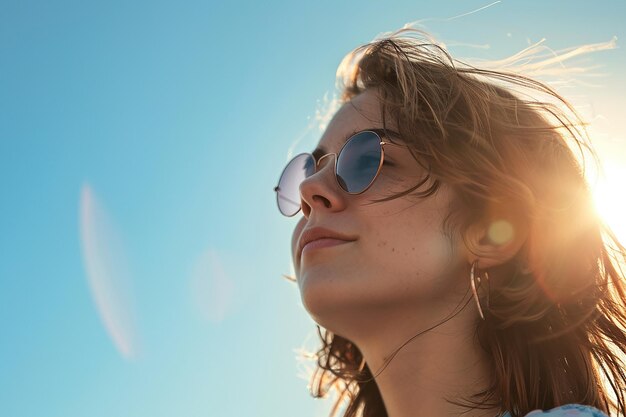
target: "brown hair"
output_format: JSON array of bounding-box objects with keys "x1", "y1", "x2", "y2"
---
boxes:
[{"x1": 292, "y1": 29, "x2": 626, "y2": 417}]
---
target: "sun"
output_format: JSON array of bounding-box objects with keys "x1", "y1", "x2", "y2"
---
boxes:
[{"x1": 591, "y1": 161, "x2": 626, "y2": 246}]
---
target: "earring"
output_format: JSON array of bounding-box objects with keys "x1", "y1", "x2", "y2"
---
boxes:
[
  {"x1": 357, "y1": 357, "x2": 366, "y2": 372},
  {"x1": 470, "y1": 260, "x2": 490, "y2": 320}
]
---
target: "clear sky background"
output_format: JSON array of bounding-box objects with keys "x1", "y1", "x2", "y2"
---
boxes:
[{"x1": 1, "y1": 1, "x2": 625, "y2": 416}]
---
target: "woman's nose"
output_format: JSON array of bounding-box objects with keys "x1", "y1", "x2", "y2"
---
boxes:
[{"x1": 298, "y1": 154, "x2": 348, "y2": 218}]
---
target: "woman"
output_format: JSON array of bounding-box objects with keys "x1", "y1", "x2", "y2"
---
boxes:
[{"x1": 273, "y1": 29, "x2": 626, "y2": 417}]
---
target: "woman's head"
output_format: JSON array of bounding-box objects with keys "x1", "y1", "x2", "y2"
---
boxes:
[
  {"x1": 279, "y1": 29, "x2": 626, "y2": 417},
  {"x1": 291, "y1": 87, "x2": 492, "y2": 343}
]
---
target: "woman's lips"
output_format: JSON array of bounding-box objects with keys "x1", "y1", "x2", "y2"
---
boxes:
[{"x1": 301, "y1": 238, "x2": 353, "y2": 255}]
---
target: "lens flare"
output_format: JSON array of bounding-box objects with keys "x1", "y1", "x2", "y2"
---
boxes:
[
  {"x1": 79, "y1": 183, "x2": 139, "y2": 360},
  {"x1": 488, "y1": 220, "x2": 515, "y2": 245},
  {"x1": 189, "y1": 248, "x2": 235, "y2": 323}
]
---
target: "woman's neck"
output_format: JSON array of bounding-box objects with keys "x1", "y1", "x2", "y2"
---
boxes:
[{"x1": 353, "y1": 302, "x2": 501, "y2": 417}]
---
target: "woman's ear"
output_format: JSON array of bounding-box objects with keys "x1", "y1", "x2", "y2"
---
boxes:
[{"x1": 463, "y1": 217, "x2": 528, "y2": 269}]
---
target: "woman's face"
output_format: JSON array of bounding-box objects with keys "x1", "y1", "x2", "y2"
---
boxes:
[{"x1": 291, "y1": 89, "x2": 469, "y2": 341}]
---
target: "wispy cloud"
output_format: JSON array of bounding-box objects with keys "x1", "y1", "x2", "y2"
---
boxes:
[{"x1": 79, "y1": 183, "x2": 139, "y2": 360}]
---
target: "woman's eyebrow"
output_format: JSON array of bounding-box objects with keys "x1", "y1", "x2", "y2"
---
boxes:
[{"x1": 371, "y1": 128, "x2": 404, "y2": 143}]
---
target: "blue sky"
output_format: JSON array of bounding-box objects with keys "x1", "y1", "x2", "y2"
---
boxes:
[{"x1": 1, "y1": 1, "x2": 625, "y2": 416}]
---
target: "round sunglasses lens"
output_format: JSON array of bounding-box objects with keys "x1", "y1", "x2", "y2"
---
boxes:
[
  {"x1": 336, "y1": 131, "x2": 382, "y2": 193},
  {"x1": 276, "y1": 153, "x2": 315, "y2": 216}
]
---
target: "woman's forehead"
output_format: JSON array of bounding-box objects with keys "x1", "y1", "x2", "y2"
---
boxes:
[
  {"x1": 316, "y1": 90, "x2": 386, "y2": 151},
  {"x1": 314, "y1": 90, "x2": 409, "y2": 160}
]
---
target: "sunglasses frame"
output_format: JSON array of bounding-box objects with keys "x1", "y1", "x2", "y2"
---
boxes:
[{"x1": 274, "y1": 129, "x2": 400, "y2": 217}]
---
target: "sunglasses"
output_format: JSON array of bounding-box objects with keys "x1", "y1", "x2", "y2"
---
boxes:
[{"x1": 274, "y1": 129, "x2": 401, "y2": 217}]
